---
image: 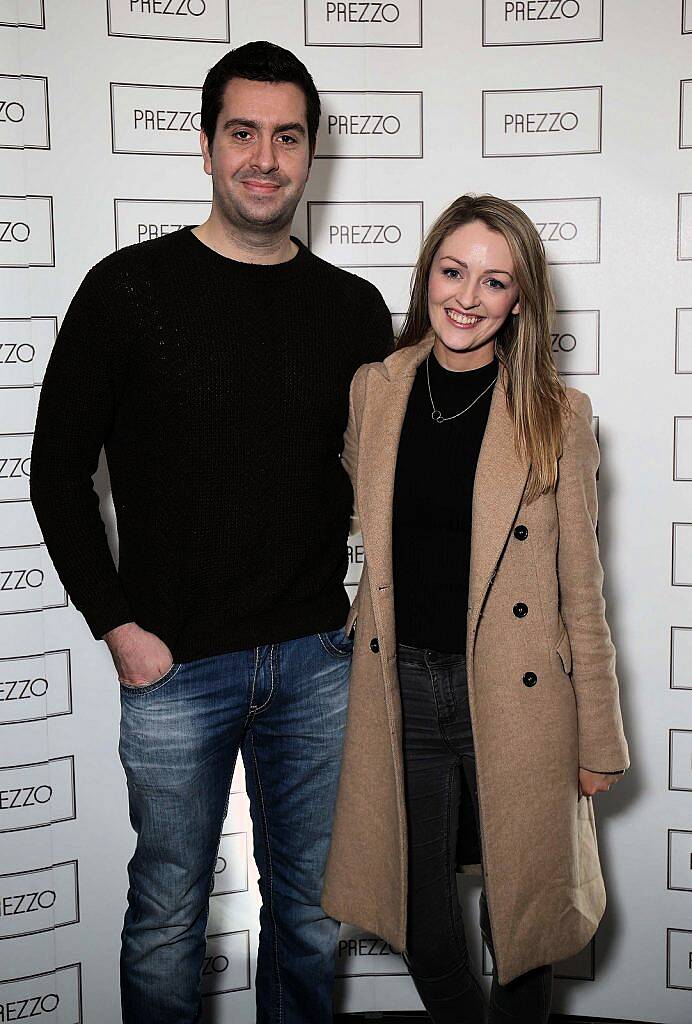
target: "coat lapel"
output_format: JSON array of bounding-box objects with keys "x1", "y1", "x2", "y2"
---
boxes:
[
  {"x1": 468, "y1": 373, "x2": 530, "y2": 636},
  {"x1": 357, "y1": 336, "x2": 434, "y2": 588}
]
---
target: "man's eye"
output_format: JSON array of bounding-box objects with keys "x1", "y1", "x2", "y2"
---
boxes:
[
  {"x1": 233, "y1": 131, "x2": 252, "y2": 141},
  {"x1": 278, "y1": 135, "x2": 297, "y2": 145}
]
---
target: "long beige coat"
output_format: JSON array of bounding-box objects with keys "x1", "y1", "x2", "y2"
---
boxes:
[{"x1": 322, "y1": 334, "x2": 629, "y2": 985}]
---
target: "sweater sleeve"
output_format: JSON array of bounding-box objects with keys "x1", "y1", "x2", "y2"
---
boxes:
[
  {"x1": 30, "y1": 260, "x2": 135, "y2": 640},
  {"x1": 556, "y1": 391, "x2": 630, "y2": 774},
  {"x1": 361, "y1": 280, "x2": 395, "y2": 362}
]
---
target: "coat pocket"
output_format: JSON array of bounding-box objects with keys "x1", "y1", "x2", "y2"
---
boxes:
[{"x1": 556, "y1": 628, "x2": 573, "y2": 675}]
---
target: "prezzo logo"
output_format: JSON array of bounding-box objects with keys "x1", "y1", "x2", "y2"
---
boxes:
[
  {"x1": 669, "y1": 729, "x2": 692, "y2": 790},
  {"x1": 675, "y1": 417, "x2": 692, "y2": 481},
  {"x1": 676, "y1": 308, "x2": 692, "y2": 374},
  {"x1": 678, "y1": 193, "x2": 692, "y2": 260},
  {"x1": 667, "y1": 928, "x2": 692, "y2": 991},
  {"x1": 111, "y1": 84, "x2": 202, "y2": 156},
  {"x1": 0, "y1": 317, "x2": 56, "y2": 389},
  {"x1": 0, "y1": 196, "x2": 54, "y2": 267},
  {"x1": 0, "y1": 964, "x2": 82, "y2": 1024},
  {"x1": 483, "y1": 86, "x2": 601, "y2": 157},
  {"x1": 336, "y1": 924, "x2": 406, "y2": 977},
  {"x1": 680, "y1": 81, "x2": 692, "y2": 148},
  {"x1": 668, "y1": 828, "x2": 692, "y2": 888},
  {"x1": 0, "y1": 433, "x2": 33, "y2": 503},
  {"x1": 114, "y1": 199, "x2": 210, "y2": 248},
  {"x1": 684, "y1": 0, "x2": 692, "y2": 34},
  {"x1": 0, "y1": 75, "x2": 49, "y2": 150},
  {"x1": 551, "y1": 310, "x2": 599, "y2": 375},
  {"x1": 0, "y1": 544, "x2": 67, "y2": 615},
  {"x1": 317, "y1": 92, "x2": 422, "y2": 159},
  {"x1": 106, "y1": 0, "x2": 230, "y2": 43},
  {"x1": 304, "y1": 0, "x2": 423, "y2": 47},
  {"x1": 670, "y1": 626, "x2": 692, "y2": 690},
  {"x1": 0, "y1": 756, "x2": 76, "y2": 834},
  {"x1": 201, "y1": 931, "x2": 251, "y2": 996},
  {"x1": 511, "y1": 197, "x2": 600, "y2": 263},
  {"x1": 211, "y1": 832, "x2": 248, "y2": 896},
  {"x1": 307, "y1": 201, "x2": 423, "y2": 267},
  {"x1": 482, "y1": 0, "x2": 603, "y2": 46},
  {"x1": 0, "y1": 862, "x2": 79, "y2": 940},
  {"x1": 672, "y1": 523, "x2": 692, "y2": 587},
  {"x1": 0, "y1": 650, "x2": 72, "y2": 726},
  {"x1": 0, "y1": 0, "x2": 45, "y2": 28}
]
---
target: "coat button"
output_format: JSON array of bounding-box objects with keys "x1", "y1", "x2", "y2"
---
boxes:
[
  {"x1": 513, "y1": 602, "x2": 528, "y2": 618},
  {"x1": 370, "y1": 637, "x2": 380, "y2": 653},
  {"x1": 514, "y1": 525, "x2": 528, "y2": 540},
  {"x1": 523, "y1": 671, "x2": 537, "y2": 687}
]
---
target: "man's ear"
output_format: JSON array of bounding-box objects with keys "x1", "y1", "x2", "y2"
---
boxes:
[{"x1": 200, "y1": 130, "x2": 212, "y2": 176}]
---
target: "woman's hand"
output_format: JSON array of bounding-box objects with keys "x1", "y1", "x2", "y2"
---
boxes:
[{"x1": 578, "y1": 767, "x2": 620, "y2": 798}]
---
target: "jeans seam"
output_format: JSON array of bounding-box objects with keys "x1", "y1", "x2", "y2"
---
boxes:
[
  {"x1": 251, "y1": 733, "x2": 283, "y2": 1024},
  {"x1": 251, "y1": 645, "x2": 276, "y2": 715},
  {"x1": 246, "y1": 646, "x2": 261, "y2": 721},
  {"x1": 443, "y1": 765, "x2": 468, "y2": 967},
  {"x1": 119, "y1": 662, "x2": 181, "y2": 696},
  {"x1": 317, "y1": 631, "x2": 351, "y2": 659}
]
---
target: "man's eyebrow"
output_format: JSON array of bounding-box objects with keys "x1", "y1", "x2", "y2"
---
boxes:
[{"x1": 221, "y1": 117, "x2": 306, "y2": 136}]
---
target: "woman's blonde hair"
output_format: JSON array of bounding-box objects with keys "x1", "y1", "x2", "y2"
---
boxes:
[{"x1": 398, "y1": 194, "x2": 568, "y2": 502}]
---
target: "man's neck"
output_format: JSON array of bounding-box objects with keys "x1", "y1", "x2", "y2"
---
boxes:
[{"x1": 192, "y1": 213, "x2": 297, "y2": 265}]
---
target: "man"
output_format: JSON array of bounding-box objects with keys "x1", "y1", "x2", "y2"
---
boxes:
[{"x1": 31, "y1": 41, "x2": 393, "y2": 1024}]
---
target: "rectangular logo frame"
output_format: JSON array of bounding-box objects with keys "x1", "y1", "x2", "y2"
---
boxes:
[{"x1": 482, "y1": 86, "x2": 602, "y2": 158}]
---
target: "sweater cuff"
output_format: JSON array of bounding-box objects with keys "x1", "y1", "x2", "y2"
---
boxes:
[{"x1": 80, "y1": 595, "x2": 135, "y2": 642}]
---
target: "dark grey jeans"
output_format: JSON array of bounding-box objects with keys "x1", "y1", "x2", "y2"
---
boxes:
[{"x1": 397, "y1": 643, "x2": 553, "y2": 1024}]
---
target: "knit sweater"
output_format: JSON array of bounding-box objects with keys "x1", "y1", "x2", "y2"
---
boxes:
[{"x1": 30, "y1": 228, "x2": 393, "y2": 661}]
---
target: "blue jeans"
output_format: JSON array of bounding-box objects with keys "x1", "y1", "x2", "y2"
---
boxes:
[{"x1": 118, "y1": 629, "x2": 352, "y2": 1024}]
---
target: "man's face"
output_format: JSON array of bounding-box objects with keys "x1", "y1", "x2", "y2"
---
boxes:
[{"x1": 201, "y1": 77, "x2": 312, "y2": 233}]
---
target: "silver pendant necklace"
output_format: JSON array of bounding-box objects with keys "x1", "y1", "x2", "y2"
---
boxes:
[{"x1": 426, "y1": 353, "x2": 497, "y2": 424}]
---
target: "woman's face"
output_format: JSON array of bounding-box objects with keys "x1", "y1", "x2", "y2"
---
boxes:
[{"x1": 427, "y1": 220, "x2": 521, "y2": 368}]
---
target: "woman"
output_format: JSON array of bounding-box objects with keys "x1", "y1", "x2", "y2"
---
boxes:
[{"x1": 322, "y1": 195, "x2": 629, "y2": 1022}]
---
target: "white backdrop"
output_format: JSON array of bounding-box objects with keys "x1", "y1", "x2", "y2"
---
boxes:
[{"x1": 1, "y1": 1, "x2": 691, "y2": 1022}]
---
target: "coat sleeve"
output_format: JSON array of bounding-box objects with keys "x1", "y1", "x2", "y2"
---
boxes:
[
  {"x1": 556, "y1": 390, "x2": 630, "y2": 774},
  {"x1": 341, "y1": 364, "x2": 369, "y2": 536}
]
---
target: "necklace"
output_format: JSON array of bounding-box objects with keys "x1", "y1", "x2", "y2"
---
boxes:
[{"x1": 425, "y1": 354, "x2": 497, "y2": 424}]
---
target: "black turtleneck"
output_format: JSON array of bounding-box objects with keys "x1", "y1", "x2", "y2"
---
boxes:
[{"x1": 392, "y1": 350, "x2": 498, "y2": 653}]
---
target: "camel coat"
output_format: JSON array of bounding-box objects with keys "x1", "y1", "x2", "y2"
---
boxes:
[{"x1": 322, "y1": 335, "x2": 629, "y2": 985}]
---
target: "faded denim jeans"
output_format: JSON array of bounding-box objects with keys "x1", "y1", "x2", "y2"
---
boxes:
[
  {"x1": 398, "y1": 643, "x2": 553, "y2": 1024},
  {"x1": 118, "y1": 628, "x2": 352, "y2": 1024}
]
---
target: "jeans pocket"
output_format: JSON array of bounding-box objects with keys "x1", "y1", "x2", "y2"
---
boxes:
[
  {"x1": 318, "y1": 627, "x2": 354, "y2": 659},
  {"x1": 119, "y1": 662, "x2": 181, "y2": 696}
]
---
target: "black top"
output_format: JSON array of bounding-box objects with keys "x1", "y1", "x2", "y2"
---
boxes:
[
  {"x1": 31, "y1": 228, "x2": 393, "y2": 662},
  {"x1": 393, "y1": 350, "x2": 497, "y2": 653}
]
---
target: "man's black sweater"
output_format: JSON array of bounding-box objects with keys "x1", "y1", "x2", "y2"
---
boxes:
[{"x1": 30, "y1": 228, "x2": 393, "y2": 662}]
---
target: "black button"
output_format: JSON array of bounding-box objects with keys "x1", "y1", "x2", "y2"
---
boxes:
[
  {"x1": 514, "y1": 525, "x2": 528, "y2": 541},
  {"x1": 370, "y1": 637, "x2": 380, "y2": 653},
  {"x1": 523, "y1": 672, "x2": 537, "y2": 687},
  {"x1": 513, "y1": 603, "x2": 528, "y2": 618}
]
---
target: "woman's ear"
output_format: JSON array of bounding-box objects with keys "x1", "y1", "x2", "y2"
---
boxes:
[{"x1": 511, "y1": 299, "x2": 520, "y2": 316}]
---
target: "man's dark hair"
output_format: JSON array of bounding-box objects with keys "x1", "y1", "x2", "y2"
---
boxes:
[{"x1": 201, "y1": 40, "x2": 321, "y2": 157}]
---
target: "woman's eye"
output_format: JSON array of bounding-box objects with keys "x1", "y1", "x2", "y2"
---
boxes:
[
  {"x1": 442, "y1": 267, "x2": 460, "y2": 279},
  {"x1": 487, "y1": 278, "x2": 505, "y2": 289}
]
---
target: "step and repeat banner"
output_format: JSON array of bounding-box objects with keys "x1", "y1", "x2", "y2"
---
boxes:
[{"x1": 1, "y1": 1, "x2": 691, "y2": 1021}]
